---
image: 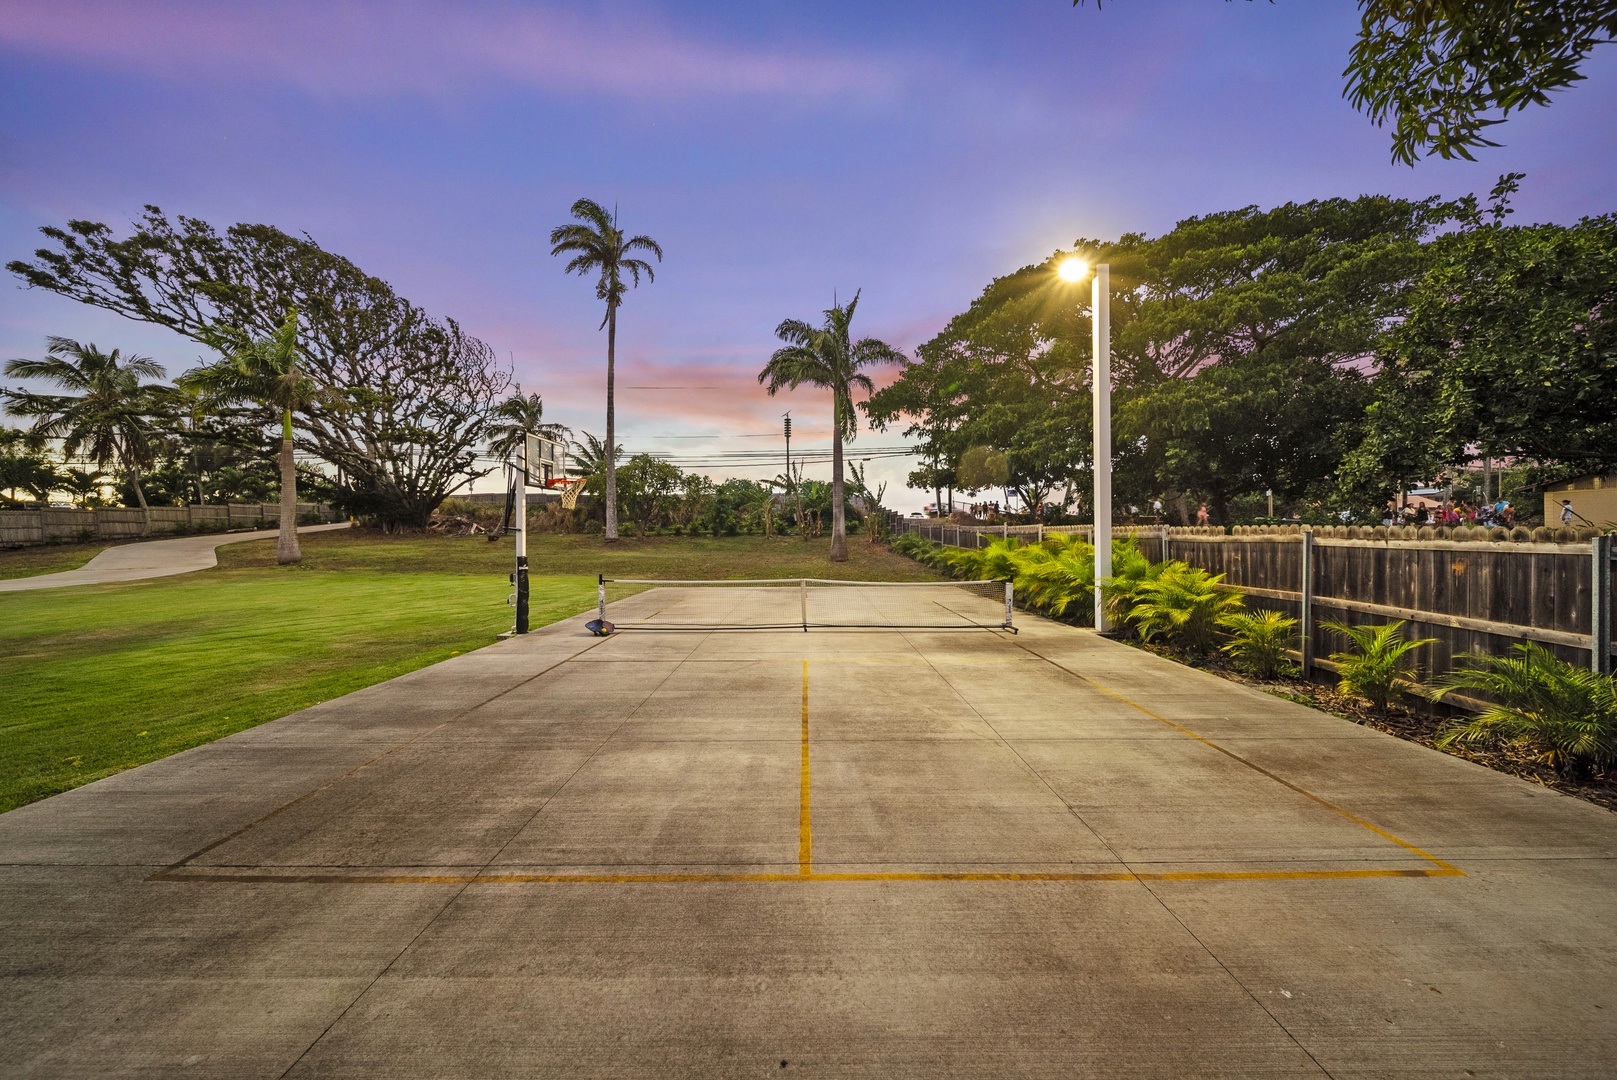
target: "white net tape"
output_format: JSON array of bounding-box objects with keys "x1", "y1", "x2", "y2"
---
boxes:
[{"x1": 595, "y1": 577, "x2": 1015, "y2": 632}]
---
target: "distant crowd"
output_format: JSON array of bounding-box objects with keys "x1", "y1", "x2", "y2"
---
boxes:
[{"x1": 1387, "y1": 499, "x2": 1515, "y2": 528}]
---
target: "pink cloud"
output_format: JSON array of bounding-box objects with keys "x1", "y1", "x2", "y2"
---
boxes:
[{"x1": 0, "y1": 0, "x2": 897, "y2": 102}]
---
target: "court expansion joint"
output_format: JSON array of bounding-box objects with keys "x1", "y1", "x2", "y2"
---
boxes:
[{"x1": 152, "y1": 647, "x2": 1464, "y2": 888}]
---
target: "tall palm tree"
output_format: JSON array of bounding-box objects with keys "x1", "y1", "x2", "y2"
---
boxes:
[
  {"x1": 758, "y1": 291, "x2": 904, "y2": 562},
  {"x1": 550, "y1": 199, "x2": 663, "y2": 542},
  {"x1": 5, "y1": 338, "x2": 166, "y2": 532},
  {"x1": 487, "y1": 389, "x2": 574, "y2": 463},
  {"x1": 181, "y1": 308, "x2": 318, "y2": 564}
]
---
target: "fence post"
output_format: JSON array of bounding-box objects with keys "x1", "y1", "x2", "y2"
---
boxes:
[
  {"x1": 1300, "y1": 531, "x2": 1315, "y2": 678},
  {"x1": 1160, "y1": 524, "x2": 1169, "y2": 563},
  {"x1": 1594, "y1": 534, "x2": 1613, "y2": 676},
  {"x1": 801, "y1": 578, "x2": 808, "y2": 633},
  {"x1": 1037, "y1": 524, "x2": 1044, "y2": 544}
]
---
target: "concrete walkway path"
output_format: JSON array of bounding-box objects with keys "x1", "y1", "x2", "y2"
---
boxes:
[
  {"x1": 0, "y1": 521, "x2": 351, "y2": 592},
  {"x1": 2, "y1": 585, "x2": 1614, "y2": 1076}
]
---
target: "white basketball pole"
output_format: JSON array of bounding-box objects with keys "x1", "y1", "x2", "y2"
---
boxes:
[
  {"x1": 1092, "y1": 264, "x2": 1112, "y2": 634},
  {"x1": 515, "y1": 433, "x2": 530, "y2": 634}
]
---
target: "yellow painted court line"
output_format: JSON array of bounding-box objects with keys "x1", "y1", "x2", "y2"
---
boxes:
[
  {"x1": 152, "y1": 639, "x2": 1463, "y2": 889},
  {"x1": 799, "y1": 659, "x2": 812, "y2": 876},
  {"x1": 155, "y1": 866, "x2": 1460, "y2": 886},
  {"x1": 1015, "y1": 645, "x2": 1464, "y2": 878}
]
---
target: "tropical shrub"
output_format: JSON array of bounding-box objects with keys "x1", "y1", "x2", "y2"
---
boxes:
[
  {"x1": 1130, "y1": 565, "x2": 1245, "y2": 651},
  {"x1": 1101, "y1": 540, "x2": 1173, "y2": 635},
  {"x1": 1324, "y1": 620, "x2": 1436, "y2": 713},
  {"x1": 1431, "y1": 642, "x2": 1617, "y2": 777},
  {"x1": 1014, "y1": 539, "x2": 1097, "y2": 620},
  {"x1": 1218, "y1": 609, "x2": 1299, "y2": 678}
]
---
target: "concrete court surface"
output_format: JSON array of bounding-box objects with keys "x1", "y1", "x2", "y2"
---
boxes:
[
  {"x1": 1, "y1": 583, "x2": 1615, "y2": 1078},
  {"x1": 0, "y1": 522, "x2": 351, "y2": 592}
]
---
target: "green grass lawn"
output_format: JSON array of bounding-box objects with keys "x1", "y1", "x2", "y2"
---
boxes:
[
  {"x1": 0, "y1": 540, "x2": 114, "y2": 580},
  {"x1": 2, "y1": 530, "x2": 935, "y2": 812},
  {"x1": 214, "y1": 527, "x2": 942, "y2": 580}
]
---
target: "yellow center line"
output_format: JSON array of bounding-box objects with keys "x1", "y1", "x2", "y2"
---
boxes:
[{"x1": 800, "y1": 659, "x2": 813, "y2": 875}]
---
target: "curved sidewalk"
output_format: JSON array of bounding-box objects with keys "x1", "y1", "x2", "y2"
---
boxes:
[{"x1": 0, "y1": 521, "x2": 351, "y2": 592}]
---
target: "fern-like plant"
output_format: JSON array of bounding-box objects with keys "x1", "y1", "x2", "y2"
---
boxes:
[
  {"x1": 1323, "y1": 620, "x2": 1436, "y2": 713},
  {"x1": 1430, "y1": 642, "x2": 1617, "y2": 777},
  {"x1": 1131, "y1": 565, "x2": 1245, "y2": 652},
  {"x1": 1101, "y1": 541, "x2": 1172, "y2": 635},
  {"x1": 1218, "y1": 609, "x2": 1299, "y2": 679},
  {"x1": 1011, "y1": 541, "x2": 1096, "y2": 619}
]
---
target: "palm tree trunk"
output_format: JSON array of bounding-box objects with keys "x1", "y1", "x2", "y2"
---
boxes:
[
  {"x1": 130, "y1": 465, "x2": 152, "y2": 536},
  {"x1": 277, "y1": 419, "x2": 302, "y2": 564},
  {"x1": 829, "y1": 397, "x2": 848, "y2": 562},
  {"x1": 604, "y1": 302, "x2": 619, "y2": 543}
]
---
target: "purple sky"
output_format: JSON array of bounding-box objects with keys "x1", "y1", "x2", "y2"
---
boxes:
[{"x1": 3, "y1": 1, "x2": 1614, "y2": 510}]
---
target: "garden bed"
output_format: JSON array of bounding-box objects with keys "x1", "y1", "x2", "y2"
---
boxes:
[{"x1": 1131, "y1": 640, "x2": 1617, "y2": 813}]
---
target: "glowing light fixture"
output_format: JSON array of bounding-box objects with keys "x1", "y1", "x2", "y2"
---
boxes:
[{"x1": 1057, "y1": 256, "x2": 1089, "y2": 282}]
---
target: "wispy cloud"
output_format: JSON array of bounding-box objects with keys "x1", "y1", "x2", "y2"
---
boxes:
[{"x1": 0, "y1": 0, "x2": 898, "y2": 102}]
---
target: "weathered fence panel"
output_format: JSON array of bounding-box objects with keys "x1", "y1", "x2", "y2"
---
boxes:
[
  {"x1": 1, "y1": 504, "x2": 335, "y2": 547},
  {"x1": 891, "y1": 517, "x2": 1617, "y2": 679},
  {"x1": 1168, "y1": 535, "x2": 1611, "y2": 682}
]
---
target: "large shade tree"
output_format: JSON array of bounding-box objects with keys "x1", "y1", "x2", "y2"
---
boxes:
[
  {"x1": 7, "y1": 207, "x2": 510, "y2": 527},
  {"x1": 4, "y1": 338, "x2": 166, "y2": 530},
  {"x1": 759, "y1": 291, "x2": 904, "y2": 561},
  {"x1": 181, "y1": 308, "x2": 319, "y2": 564},
  {"x1": 550, "y1": 199, "x2": 662, "y2": 542},
  {"x1": 865, "y1": 264, "x2": 1094, "y2": 517},
  {"x1": 1344, "y1": 203, "x2": 1617, "y2": 499},
  {"x1": 871, "y1": 194, "x2": 1461, "y2": 523}
]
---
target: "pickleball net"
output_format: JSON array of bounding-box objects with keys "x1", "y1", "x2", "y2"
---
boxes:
[{"x1": 592, "y1": 577, "x2": 1016, "y2": 633}]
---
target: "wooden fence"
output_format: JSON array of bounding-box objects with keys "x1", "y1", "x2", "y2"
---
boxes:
[
  {"x1": 892, "y1": 517, "x2": 1616, "y2": 680},
  {"x1": 0, "y1": 504, "x2": 337, "y2": 547}
]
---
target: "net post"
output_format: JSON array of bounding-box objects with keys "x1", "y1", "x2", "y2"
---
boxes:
[
  {"x1": 598, "y1": 574, "x2": 606, "y2": 624},
  {"x1": 801, "y1": 578, "x2": 808, "y2": 632},
  {"x1": 1004, "y1": 580, "x2": 1014, "y2": 630}
]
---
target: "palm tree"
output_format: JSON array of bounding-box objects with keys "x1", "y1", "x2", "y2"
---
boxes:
[
  {"x1": 758, "y1": 291, "x2": 905, "y2": 561},
  {"x1": 181, "y1": 309, "x2": 318, "y2": 564},
  {"x1": 5, "y1": 338, "x2": 166, "y2": 532},
  {"x1": 550, "y1": 199, "x2": 663, "y2": 542},
  {"x1": 59, "y1": 467, "x2": 110, "y2": 507},
  {"x1": 487, "y1": 390, "x2": 573, "y2": 463}
]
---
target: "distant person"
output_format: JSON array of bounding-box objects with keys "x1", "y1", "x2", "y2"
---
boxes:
[
  {"x1": 1560, "y1": 499, "x2": 1575, "y2": 526},
  {"x1": 1196, "y1": 503, "x2": 1209, "y2": 525}
]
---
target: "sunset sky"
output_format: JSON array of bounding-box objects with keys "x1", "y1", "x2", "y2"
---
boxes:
[{"x1": 3, "y1": 1, "x2": 1614, "y2": 509}]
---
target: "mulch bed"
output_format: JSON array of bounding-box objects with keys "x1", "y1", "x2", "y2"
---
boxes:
[{"x1": 1129, "y1": 640, "x2": 1617, "y2": 813}]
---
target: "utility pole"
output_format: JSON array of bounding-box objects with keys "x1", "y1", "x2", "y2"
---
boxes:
[{"x1": 783, "y1": 413, "x2": 792, "y2": 477}]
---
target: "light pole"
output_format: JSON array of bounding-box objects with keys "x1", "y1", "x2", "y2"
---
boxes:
[{"x1": 1059, "y1": 256, "x2": 1111, "y2": 633}]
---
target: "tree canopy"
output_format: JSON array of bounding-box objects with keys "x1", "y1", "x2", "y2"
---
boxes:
[{"x1": 7, "y1": 207, "x2": 510, "y2": 526}]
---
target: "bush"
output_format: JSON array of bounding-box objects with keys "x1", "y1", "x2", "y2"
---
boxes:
[
  {"x1": 1130, "y1": 565, "x2": 1244, "y2": 651},
  {"x1": 1013, "y1": 537, "x2": 1096, "y2": 620},
  {"x1": 1101, "y1": 540, "x2": 1170, "y2": 634},
  {"x1": 1218, "y1": 609, "x2": 1298, "y2": 678},
  {"x1": 1431, "y1": 642, "x2": 1617, "y2": 777},
  {"x1": 1323, "y1": 620, "x2": 1436, "y2": 713}
]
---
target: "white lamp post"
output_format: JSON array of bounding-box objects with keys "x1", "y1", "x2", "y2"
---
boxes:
[{"x1": 1058, "y1": 256, "x2": 1111, "y2": 633}]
